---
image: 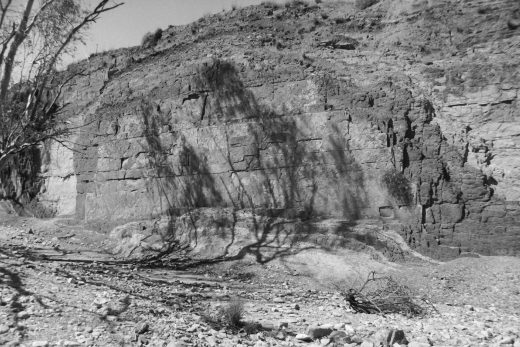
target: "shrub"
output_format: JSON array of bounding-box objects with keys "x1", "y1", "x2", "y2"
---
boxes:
[
  {"x1": 26, "y1": 200, "x2": 57, "y2": 219},
  {"x1": 203, "y1": 299, "x2": 246, "y2": 331},
  {"x1": 381, "y1": 169, "x2": 413, "y2": 205},
  {"x1": 337, "y1": 271, "x2": 435, "y2": 316},
  {"x1": 355, "y1": 0, "x2": 380, "y2": 10},
  {"x1": 141, "y1": 28, "x2": 163, "y2": 48},
  {"x1": 220, "y1": 300, "x2": 244, "y2": 328},
  {"x1": 315, "y1": 0, "x2": 322, "y2": 3}
]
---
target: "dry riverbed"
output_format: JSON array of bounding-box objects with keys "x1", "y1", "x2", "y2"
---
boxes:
[{"x1": 1, "y1": 217, "x2": 519, "y2": 347}]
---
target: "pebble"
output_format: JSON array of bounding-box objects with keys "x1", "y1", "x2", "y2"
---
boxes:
[
  {"x1": 408, "y1": 342, "x2": 431, "y2": 347},
  {"x1": 296, "y1": 333, "x2": 313, "y2": 342},
  {"x1": 166, "y1": 340, "x2": 187, "y2": 347},
  {"x1": 499, "y1": 336, "x2": 515, "y2": 345},
  {"x1": 186, "y1": 323, "x2": 199, "y2": 332},
  {"x1": 307, "y1": 325, "x2": 333, "y2": 339},
  {"x1": 329, "y1": 330, "x2": 349, "y2": 344},
  {"x1": 135, "y1": 321, "x2": 149, "y2": 334},
  {"x1": 0, "y1": 324, "x2": 9, "y2": 334},
  {"x1": 344, "y1": 324, "x2": 355, "y2": 334},
  {"x1": 17, "y1": 311, "x2": 30, "y2": 319}
]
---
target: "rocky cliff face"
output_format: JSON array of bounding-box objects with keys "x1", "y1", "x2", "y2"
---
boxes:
[{"x1": 34, "y1": 0, "x2": 520, "y2": 258}]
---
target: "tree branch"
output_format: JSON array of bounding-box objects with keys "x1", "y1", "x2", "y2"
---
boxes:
[{"x1": 0, "y1": 0, "x2": 35, "y2": 118}]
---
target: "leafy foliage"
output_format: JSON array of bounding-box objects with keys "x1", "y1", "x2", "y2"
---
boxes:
[
  {"x1": 381, "y1": 169, "x2": 413, "y2": 205},
  {"x1": 0, "y1": 0, "x2": 122, "y2": 165},
  {"x1": 141, "y1": 28, "x2": 163, "y2": 48}
]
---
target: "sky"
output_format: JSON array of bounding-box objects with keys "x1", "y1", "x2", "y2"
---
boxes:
[{"x1": 76, "y1": 0, "x2": 286, "y2": 61}]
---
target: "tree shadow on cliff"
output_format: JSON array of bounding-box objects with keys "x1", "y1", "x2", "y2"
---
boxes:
[
  {"x1": 137, "y1": 58, "x2": 371, "y2": 265},
  {"x1": 141, "y1": 100, "x2": 225, "y2": 252},
  {"x1": 186, "y1": 60, "x2": 368, "y2": 263}
]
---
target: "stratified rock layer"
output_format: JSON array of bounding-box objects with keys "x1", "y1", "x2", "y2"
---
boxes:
[{"x1": 35, "y1": 0, "x2": 520, "y2": 258}]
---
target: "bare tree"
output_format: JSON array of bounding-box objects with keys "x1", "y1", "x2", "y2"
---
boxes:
[{"x1": 0, "y1": 0, "x2": 123, "y2": 165}]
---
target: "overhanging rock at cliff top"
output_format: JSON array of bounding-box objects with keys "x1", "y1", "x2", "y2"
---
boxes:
[{"x1": 33, "y1": 0, "x2": 520, "y2": 259}]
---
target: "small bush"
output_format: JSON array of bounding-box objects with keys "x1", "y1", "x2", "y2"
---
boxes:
[
  {"x1": 203, "y1": 299, "x2": 251, "y2": 334},
  {"x1": 25, "y1": 200, "x2": 56, "y2": 219},
  {"x1": 141, "y1": 28, "x2": 163, "y2": 48},
  {"x1": 338, "y1": 272, "x2": 434, "y2": 316},
  {"x1": 381, "y1": 169, "x2": 413, "y2": 205},
  {"x1": 315, "y1": 0, "x2": 322, "y2": 3},
  {"x1": 355, "y1": 0, "x2": 379, "y2": 10},
  {"x1": 220, "y1": 300, "x2": 244, "y2": 328}
]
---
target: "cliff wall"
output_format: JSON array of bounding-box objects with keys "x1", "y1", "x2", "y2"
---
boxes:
[{"x1": 36, "y1": 0, "x2": 520, "y2": 258}]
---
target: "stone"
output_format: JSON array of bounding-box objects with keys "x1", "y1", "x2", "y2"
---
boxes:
[
  {"x1": 307, "y1": 326, "x2": 333, "y2": 339},
  {"x1": 275, "y1": 331, "x2": 286, "y2": 340},
  {"x1": 321, "y1": 338, "x2": 331, "y2": 345},
  {"x1": 388, "y1": 329, "x2": 408, "y2": 346},
  {"x1": 278, "y1": 321, "x2": 289, "y2": 329},
  {"x1": 186, "y1": 323, "x2": 199, "y2": 332},
  {"x1": 329, "y1": 330, "x2": 349, "y2": 344},
  {"x1": 135, "y1": 321, "x2": 149, "y2": 334},
  {"x1": 370, "y1": 329, "x2": 408, "y2": 347},
  {"x1": 166, "y1": 340, "x2": 185, "y2": 347},
  {"x1": 333, "y1": 323, "x2": 344, "y2": 330},
  {"x1": 17, "y1": 311, "x2": 30, "y2": 319},
  {"x1": 206, "y1": 336, "x2": 217, "y2": 346},
  {"x1": 344, "y1": 325, "x2": 355, "y2": 335},
  {"x1": 31, "y1": 342, "x2": 49, "y2": 347},
  {"x1": 408, "y1": 342, "x2": 431, "y2": 347},
  {"x1": 0, "y1": 325, "x2": 9, "y2": 334},
  {"x1": 296, "y1": 333, "x2": 313, "y2": 342},
  {"x1": 499, "y1": 336, "x2": 515, "y2": 345},
  {"x1": 360, "y1": 341, "x2": 375, "y2": 347}
]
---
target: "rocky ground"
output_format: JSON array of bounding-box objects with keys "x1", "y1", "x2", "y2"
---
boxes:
[{"x1": 1, "y1": 216, "x2": 519, "y2": 347}]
